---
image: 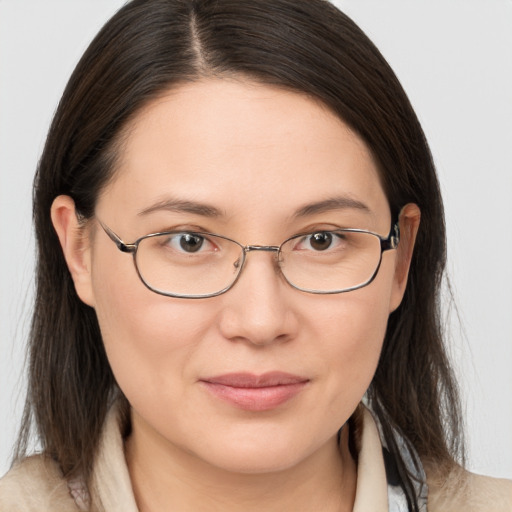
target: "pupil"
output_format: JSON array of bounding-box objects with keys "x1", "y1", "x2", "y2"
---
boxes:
[
  {"x1": 310, "y1": 232, "x2": 332, "y2": 251},
  {"x1": 180, "y1": 234, "x2": 203, "y2": 253}
]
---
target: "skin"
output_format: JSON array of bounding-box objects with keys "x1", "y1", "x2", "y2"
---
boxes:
[{"x1": 52, "y1": 79, "x2": 420, "y2": 512}]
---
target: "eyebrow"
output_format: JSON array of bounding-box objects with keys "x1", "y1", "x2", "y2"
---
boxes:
[
  {"x1": 137, "y1": 195, "x2": 370, "y2": 219},
  {"x1": 293, "y1": 196, "x2": 371, "y2": 218},
  {"x1": 137, "y1": 198, "x2": 223, "y2": 217}
]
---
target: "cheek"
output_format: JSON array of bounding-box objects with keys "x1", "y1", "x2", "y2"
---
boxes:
[
  {"x1": 90, "y1": 252, "x2": 215, "y2": 404},
  {"x1": 312, "y1": 268, "x2": 394, "y2": 408}
]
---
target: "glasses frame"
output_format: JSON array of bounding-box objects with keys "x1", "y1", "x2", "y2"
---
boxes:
[{"x1": 98, "y1": 218, "x2": 400, "y2": 299}]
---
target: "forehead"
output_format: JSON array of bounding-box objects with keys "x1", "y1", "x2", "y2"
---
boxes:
[{"x1": 99, "y1": 79, "x2": 389, "y2": 232}]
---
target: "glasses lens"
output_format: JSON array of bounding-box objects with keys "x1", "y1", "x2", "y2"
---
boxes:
[
  {"x1": 280, "y1": 230, "x2": 382, "y2": 293},
  {"x1": 135, "y1": 232, "x2": 243, "y2": 297}
]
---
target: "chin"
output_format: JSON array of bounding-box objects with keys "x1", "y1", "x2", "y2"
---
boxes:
[
  {"x1": 203, "y1": 449, "x2": 305, "y2": 475},
  {"x1": 191, "y1": 429, "x2": 323, "y2": 475}
]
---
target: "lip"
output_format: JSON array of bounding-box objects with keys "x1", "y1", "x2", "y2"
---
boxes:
[{"x1": 200, "y1": 372, "x2": 309, "y2": 411}]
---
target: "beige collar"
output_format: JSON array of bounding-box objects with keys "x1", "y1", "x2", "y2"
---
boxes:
[{"x1": 353, "y1": 407, "x2": 389, "y2": 512}]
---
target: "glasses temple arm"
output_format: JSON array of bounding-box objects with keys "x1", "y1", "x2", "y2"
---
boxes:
[
  {"x1": 98, "y1": 220, "x2": 136, "y2": 254},
  {"x1": 381, "y1": 220, "x2": 400, "y2": 252}
]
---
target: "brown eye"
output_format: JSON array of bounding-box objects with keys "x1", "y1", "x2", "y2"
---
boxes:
[
  {"x1": 309, "y1": 232, "x2": 333, "y2": 251},
  {"x1": 179, "y1": 234, "x2": 205, "y2": 253}
]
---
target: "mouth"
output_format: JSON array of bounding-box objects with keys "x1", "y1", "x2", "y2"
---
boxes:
[{"x1": 199, "y1": 372, "x2": 310, "y2": 411}]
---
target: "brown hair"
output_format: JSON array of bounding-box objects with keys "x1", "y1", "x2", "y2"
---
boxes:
[{"x1": 17, "y1": 1, "x2": 464, "y2": 510}]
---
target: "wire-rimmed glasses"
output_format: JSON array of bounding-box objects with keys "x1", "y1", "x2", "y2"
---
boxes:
[{"x1": 98, "y1": 219, "x2": 400, "y2": 298}]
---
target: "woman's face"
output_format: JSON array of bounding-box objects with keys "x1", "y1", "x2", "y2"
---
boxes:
[{"x1": 58, "y1": 79, "x2": 415, "y2": 474}]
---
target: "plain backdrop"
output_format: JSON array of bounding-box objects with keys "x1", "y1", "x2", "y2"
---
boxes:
[{"x1": 1, "y1": 0, "x2": 511, "y2": 479}]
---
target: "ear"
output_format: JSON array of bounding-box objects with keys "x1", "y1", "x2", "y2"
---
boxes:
[
  {"x1": 389, "y1": 203, "x2": 421, "y2": 312},
  {"x1": 51, "y1": 195, "x2": 95, "y2": 307}
]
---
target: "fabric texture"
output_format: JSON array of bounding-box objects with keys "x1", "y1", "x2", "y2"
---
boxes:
[
  {"x1": 374, "y1": 414, "x2": 428, "y2": 511},
  {"x1": 1, "y1": 403, "x2": 511, "y2": 511}
]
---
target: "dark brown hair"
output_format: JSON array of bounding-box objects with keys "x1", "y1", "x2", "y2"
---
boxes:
[{"x1": 17, "y1": 1, "x2": 464, "y2": 510}]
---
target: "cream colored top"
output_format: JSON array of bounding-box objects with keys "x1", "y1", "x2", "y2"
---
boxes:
[{"x1": 1, "y1": 405, "x2": 511, "y2": 511}]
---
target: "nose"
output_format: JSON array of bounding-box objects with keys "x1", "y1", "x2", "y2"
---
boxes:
[{"x1": 217, "y1": 249, "x2": 299, "y2": 347}]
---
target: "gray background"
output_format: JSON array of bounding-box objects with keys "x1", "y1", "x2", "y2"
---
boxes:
[{"x1": 1, "y1": 0, "x2": 511, "y2": 478}]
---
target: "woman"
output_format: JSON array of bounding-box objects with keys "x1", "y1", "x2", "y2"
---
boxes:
[{"x1": 0, "y1": 0, "x2": 510, "y2": 510}]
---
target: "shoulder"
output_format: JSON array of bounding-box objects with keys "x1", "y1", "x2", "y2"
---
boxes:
[
  {"x1": 426, "y1": 464, "x2": 512, "y2": 512},
  {"x1": 0, "y1": 455, "x2": 79, "y2": 512}
]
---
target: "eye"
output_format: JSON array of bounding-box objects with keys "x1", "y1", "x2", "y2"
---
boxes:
[
  {"x1": 309, "y1": 232, "x2": 334, "y2": 251},
  {"x1": 295, "y1": 231, "x2": 344, "y2": 252},
  {"x1": 164, "y1": 233, "x2": 214, "y2": 253}
]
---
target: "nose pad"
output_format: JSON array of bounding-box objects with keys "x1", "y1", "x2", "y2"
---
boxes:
[{"x1": 230, "y1": 246, "x2": 282, "y2": 282}]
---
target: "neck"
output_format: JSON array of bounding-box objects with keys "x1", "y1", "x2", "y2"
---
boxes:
[{"x1": 125, "y1": 416, "x2": 357, "y2": 512}]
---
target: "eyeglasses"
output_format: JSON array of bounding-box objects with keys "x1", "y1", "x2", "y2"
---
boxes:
[{"x1": 98, "y1": 219, "x2": 400, "y2": 299}]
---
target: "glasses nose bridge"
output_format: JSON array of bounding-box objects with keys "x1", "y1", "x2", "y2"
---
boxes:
[
  {"x1": 244, "y1": 244, "x2": 281, "y2": 254},
  {"x1": 240, "y1": 244, "x2": 282, "y2": 272}
]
